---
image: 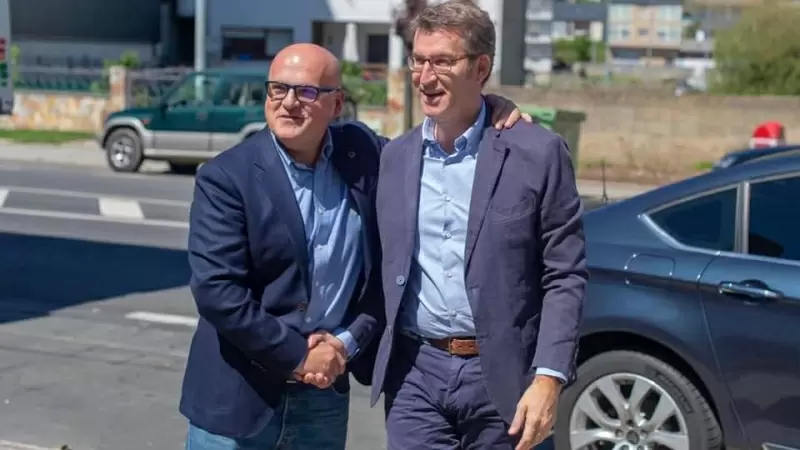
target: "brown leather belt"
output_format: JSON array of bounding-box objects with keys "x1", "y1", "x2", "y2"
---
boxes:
[{"x1": 401, "y1": 331, "x2": 480, "y2": 356}]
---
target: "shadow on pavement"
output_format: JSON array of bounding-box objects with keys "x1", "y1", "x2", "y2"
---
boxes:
[{"x1": 0, "y1": 231, "x2": 189, "y2": 324}]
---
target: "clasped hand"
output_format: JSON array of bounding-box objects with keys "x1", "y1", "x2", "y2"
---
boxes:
[{"x1": 293, "y1": 331, "x2": 347, "y2": 389}]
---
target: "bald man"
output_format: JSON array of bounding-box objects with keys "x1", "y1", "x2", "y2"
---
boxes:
[{"x1": 179, "y1": 43, "x2": 528, "y2": 450}]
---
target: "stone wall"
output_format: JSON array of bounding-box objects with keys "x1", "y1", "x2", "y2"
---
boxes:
[
  {"x1": 0, "y1": 67, "x2": 126, "y2": 133},
  {"x1": 484, "y1": 86, "x2": 800, "y2": 177}
]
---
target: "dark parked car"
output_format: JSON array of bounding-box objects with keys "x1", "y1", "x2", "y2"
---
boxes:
[
  {"x1": 714, "y1": 144, "x2": 800, "y2": 170},
  {"x1": 554, "y1": 155, "x2": 800, "y2": 450},
  {"x1": 97, "y1": 69, "x2": 359, "y2": 174}
]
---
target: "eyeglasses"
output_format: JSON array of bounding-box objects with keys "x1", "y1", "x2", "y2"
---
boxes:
[
  {"x1": 265, "y1": 81, "x2": 340, "y2": 103},
  {"x1": 407, "y1": 54, "x2": 474, "y2": 74}
]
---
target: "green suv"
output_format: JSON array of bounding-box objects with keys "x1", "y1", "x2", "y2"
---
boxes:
[{"x1": 98, "y1": 69, "x2": 358, "y2": 174}]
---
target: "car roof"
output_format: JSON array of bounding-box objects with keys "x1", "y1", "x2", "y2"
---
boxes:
[
  {"x1": 593, "y1": 153, "x2": 800, "y2": 216},
  {"x1": 716, "y1": 144, "x2": 800, "y2": 169}
]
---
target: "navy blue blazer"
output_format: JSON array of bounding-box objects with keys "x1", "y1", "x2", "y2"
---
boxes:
[
  {"x1": 180, "y1": 124, "x2": 386, "y2": 439},
  {"x1": 371, "y1": 110, "x2": 588, "y2": 424}
]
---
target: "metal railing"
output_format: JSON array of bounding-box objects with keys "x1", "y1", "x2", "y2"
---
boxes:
[{"x1": 13, "y1": 65, "x2": 109, "y2": 93}]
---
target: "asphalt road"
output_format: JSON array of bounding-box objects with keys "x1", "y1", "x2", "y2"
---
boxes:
[{"x1": 0, "y1": 160, "x2": 588, "y2": 450}]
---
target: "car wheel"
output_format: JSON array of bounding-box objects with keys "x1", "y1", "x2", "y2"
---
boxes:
[
  {"x1": 554, "y1": 350, "x2": 722, "y2": 450},
  {"x1": 168, "y1": 162, "x2": 198, "y2": 175},
  {"x1": 105, "y1": 128, "x2": 144, "y2": 173}
]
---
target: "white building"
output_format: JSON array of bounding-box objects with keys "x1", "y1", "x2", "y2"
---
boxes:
[{"x1": 178, "y1": 0, "x2": 512, "y2": 80}]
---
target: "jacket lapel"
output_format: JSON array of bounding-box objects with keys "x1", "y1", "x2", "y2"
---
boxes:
[
  {"x1": 252, "y1": 131, "x2": 310, "y2": 287},
  {"x1": 401, "y1": 128, "x2": 424, "y2": 278},
  {"x1": 329, "y1": 128, "x2": 373, "y2": 298},
  {"x1": 465, "y1": 124, "x2": 508, "y2": 272}
]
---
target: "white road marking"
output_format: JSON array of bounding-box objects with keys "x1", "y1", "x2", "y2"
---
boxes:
[
  {"x1": 125, "y1": 311, "x2": 199, "y2": 328},
  {"x1": 0, "y1": 440, "x2": 58, "y2": 450},
  {"x1": 98, "y1": 197, "x2": 144, "y2": 220},
  {"x1": 0, "y1": 188, "x2": 8, "y2": 207},
  {"x1": 0, "y1": 185, "x2": 191, "y2": 207},
  {"x1": 0, "y1": 207, "x2": 188, "y2": 228}
]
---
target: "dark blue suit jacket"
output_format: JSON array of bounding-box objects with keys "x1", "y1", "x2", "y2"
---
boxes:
[
  {"x1": 371, "y1": 111, "x2": 588, "y2": 424},
  {"x1": 180, "y1": 124, "x2": 386, "y2": 439}
]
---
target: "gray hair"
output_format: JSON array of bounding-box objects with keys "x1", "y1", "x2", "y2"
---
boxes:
[{"x1": 409, "y1": 0, "x2": 496, "y2": 74}]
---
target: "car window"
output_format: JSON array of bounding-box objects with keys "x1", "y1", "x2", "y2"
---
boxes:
[
  {"x1": 167, "y1": 73, "x2": 222, "y2": 108},
  {"x1": 213, "y1": 78, "x2": 265, "y2": 107},
  {"x1": 748, "y1": 175, "x2": 800, "y2": 261},
  {"x1": 649, "y1": 188, "x2": 738, "y2": 252}
]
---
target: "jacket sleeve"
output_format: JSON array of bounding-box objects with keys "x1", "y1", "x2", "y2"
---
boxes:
[
  {"x1": 188, "y1": 162, "x2": 307, "y2": 375},
  {"x1": 530, "y1": 135, "x2": 589, "y2": 382}
]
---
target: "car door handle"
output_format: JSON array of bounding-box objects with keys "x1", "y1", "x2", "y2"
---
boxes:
[
  {"x1": 718, "y1": 281, "x2": 783, "y2": 301},
  {"x1": 196, "y1": 111, "x2": 208, "y2": 120}
]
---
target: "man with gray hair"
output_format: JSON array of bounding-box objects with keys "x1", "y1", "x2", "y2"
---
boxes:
[{"x1": 371, "y1": 1, "x2": 588, "y2": 449}]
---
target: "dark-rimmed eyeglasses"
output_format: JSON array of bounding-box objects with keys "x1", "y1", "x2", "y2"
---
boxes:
[
  {"x1": 265, "y1": 81, "x2": 340, "y2": 103},
  {"x1": 407, "y1": 54, "x2": 475, "y2": 74}
]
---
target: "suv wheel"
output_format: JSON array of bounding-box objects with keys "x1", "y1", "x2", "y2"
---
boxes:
[
  {"x1": 554, "y1": 351, "x2": 722, "y2": 450},
  {"x1": 105, "y1": 128, "x2": 144, "y2": 173},
  {"x1": 168, "y1": 162, "x2": 198, "y2": 175}
]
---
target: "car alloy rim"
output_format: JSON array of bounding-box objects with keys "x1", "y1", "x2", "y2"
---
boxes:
[
  {"x1": 110, "y1": 136, "x2": 134, "y2": 168},
  {"x1": 568, "y1": 373, "x2": 690, "y2": 450}
]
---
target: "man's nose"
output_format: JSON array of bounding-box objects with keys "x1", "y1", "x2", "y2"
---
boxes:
[
  {"x1": 281, "y1": 89, "x2": 300, "y2": 108},
  {"x1": 419, "y1": 63, "x2": 438, "y2": 86}
]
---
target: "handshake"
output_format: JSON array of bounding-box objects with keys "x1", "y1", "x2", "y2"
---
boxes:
[{"x1": 293, "y1": 331, "x2": 348, "y2": 389}]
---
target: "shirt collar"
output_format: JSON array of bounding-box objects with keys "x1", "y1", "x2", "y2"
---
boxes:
[
  {"x1": 271, "y1": 129, "x2": 334, "y2": 170},
  {"x1": 421, "y1": 100, "x2": 486, "y2": 156}
]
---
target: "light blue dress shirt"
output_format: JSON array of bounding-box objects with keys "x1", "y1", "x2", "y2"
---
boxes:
[
  {"x1": 397, "y1": 103, "x2": 566, "y2": 382},
  {"x1": 273, "y1": 131, "x2": 361, "y2": 358}
]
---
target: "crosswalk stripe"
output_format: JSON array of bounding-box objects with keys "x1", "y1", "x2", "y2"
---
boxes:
[
  {"x1": 125, "y1": 311, "x2": 198, "y2": 327},
  {"x1": 0, "y1": 440, "x2": 58, "y2": 450},
  {"x1": 0, "y1": 188, "x2": 8, "y2": 208},
  {"x1": 98, "y1": 197, "x2": 144, "y2": 220}
]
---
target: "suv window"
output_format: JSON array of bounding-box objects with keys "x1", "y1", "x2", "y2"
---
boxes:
[
  {"x1": 167, "y1": 73, "x2": 222, "y2": 108},
  {"x1": 215, "y1": 78, "x2": 266, "y2": 107},
  {"x1": 649, "y1": 188, "x2": 738, "y2": 252},
  {"x1": 748, "y1": 175, "x2": 800, "y2": 261}
]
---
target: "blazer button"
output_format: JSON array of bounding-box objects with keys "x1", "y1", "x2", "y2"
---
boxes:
[{"x1": 395, "y1": 275, "x2": 406, "y2": 286}]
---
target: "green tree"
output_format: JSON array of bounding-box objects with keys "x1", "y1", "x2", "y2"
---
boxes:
[
  {"x1": 553, "y1": 36, "x2": 605, "y2": 64},
  {"x1": 712, "y1": 2, "x2": 800, "y2": 95}
]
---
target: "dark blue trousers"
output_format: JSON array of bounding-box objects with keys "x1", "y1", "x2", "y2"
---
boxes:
[{"x1": 384, "y1": 334, "x2": 520, "y2": 450}]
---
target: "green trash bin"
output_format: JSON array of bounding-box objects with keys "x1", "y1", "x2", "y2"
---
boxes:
[{"x1": 520, "y1": 106, "x2": 587, "y2": 173}]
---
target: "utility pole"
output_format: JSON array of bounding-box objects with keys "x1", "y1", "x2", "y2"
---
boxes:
[
  {"x1": 394, "y1": 0, "x2": 426, "y2": 131},
  {"x1": 194, "y1": 0, "x2": 207, "y2": 72}
]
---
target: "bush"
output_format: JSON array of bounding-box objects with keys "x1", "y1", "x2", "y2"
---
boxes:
[{"x1": 712, "y1": 2, "x2": 800, "y2": 95}]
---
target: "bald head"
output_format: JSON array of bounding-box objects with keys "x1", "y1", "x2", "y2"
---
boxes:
[
  {"x1": 264, "y1": 43, "x2": 345, "y2": 164},
  {"x1": 269, "y1": 43, "x2": 341, "y2": 87}
]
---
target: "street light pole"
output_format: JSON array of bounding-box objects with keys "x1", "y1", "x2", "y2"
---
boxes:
[{"x1": 194, "y1": 0, "x2": 207, "y2": 72}]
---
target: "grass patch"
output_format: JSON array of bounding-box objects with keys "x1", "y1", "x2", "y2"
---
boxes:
[{"x1": 0, "y1": 128, "x2": 94, "y2": 144}]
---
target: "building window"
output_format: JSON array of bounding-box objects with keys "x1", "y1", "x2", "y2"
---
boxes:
[
  {"x1": 656, "y1": 26, "x2": 682, "y2": 42},
  {"x1": 608, "y1": 24, "x2": 631, "y2": 40},
  {"x1": 365, "y1": 34, "x2": 389, "y2": 64},
  {"x1": 656, "y1": 5, "x2": 682, "y2": 21},
  {"x1": 221, "y1": 28, "x2": 293, "y2": 62},
  {"x1": 609, "y1": 5, "x2": 633, "y2": 21},
  {"x1": 638, "y1": 28, "x2": 649, "y2": 36}
]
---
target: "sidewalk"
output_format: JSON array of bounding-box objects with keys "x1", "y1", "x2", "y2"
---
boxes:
[{"x1": 0, "y1": 140, "x2": 659, "y2": 198}]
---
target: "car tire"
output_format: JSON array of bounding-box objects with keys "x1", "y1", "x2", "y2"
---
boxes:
[
  {"x1": 554, "y1": 350, "x2": 722, "y2": 450},
  {"x1": 168, "y1": 162, "x2": 198, "y2": 175},
  {"x1": 105, "y1": 128, "x2": 144, "y2": 173}
]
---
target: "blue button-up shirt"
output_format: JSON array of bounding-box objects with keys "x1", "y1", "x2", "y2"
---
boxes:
[
  {"x1": 397, "y1": 103, "x2": 566, "y2": 382},
  {"x1": 273, "y1": 131, "x2": 361, "y2": 357}
]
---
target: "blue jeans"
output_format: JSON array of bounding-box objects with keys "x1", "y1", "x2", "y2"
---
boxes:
[{"x1": 185, "y1": 383, "x2": 350, "y2": 450}]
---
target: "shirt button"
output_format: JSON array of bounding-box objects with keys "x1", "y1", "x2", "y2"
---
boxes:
[
  {"x1": 305, "y1": 317, "x2": 312, "y2": 323},
  {"x1": 444, "y1": 232, "x2": 452, "y2": 239},
  {"x1": 444, "y1": 195, "x2": 451, "y2": 202},
  {"x1": 446, "y1": 272, "x2": 453, "y2": 279},
  {"x1": 396, "y1": 275, "x2": 406, "y2": 286}
]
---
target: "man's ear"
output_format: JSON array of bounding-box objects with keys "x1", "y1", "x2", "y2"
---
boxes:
[
  {"x1": 476, "y1": 54, "x2": 492, "y2": 85},
  {"x1": 333, "y1": 91, "x2": 344, "y2": 118}
]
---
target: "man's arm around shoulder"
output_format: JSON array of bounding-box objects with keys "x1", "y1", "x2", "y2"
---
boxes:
[
  {"x1": 531, "y1": 135, "x2": 588, "y2": 383},
  {"x1": 188, "y1": 161, "x2": 307, "y2": 375}
]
